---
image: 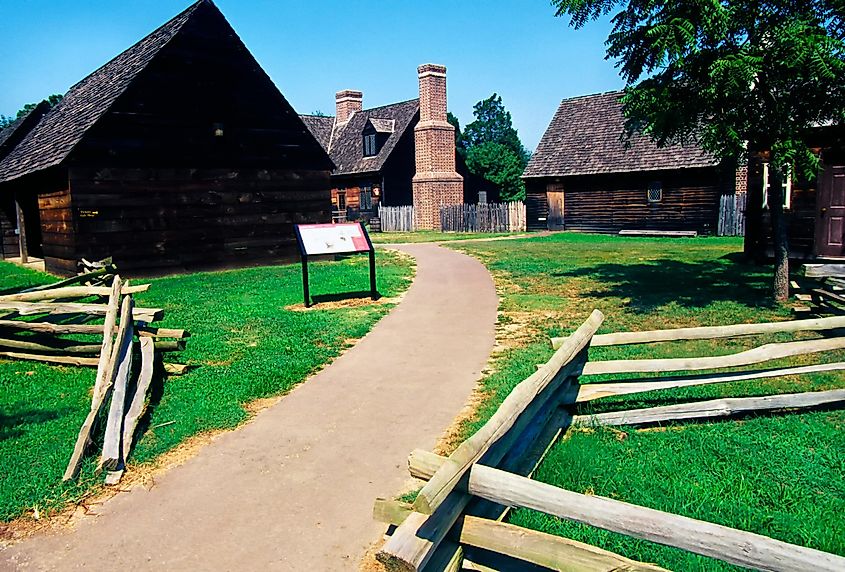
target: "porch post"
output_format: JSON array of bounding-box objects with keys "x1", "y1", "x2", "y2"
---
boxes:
[{"x1": 15, "y1": 194, "x2": 27, "y2": 264}]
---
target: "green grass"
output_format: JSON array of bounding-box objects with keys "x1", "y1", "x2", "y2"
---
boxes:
[
  {"x1": 0, "y1": 250, "x2": 413, "y2": 522},
  {"x1": 447, "y1": 232, "x2": 845, "y2": 569},
  {"x1": 368, "y1": 230, "x2": 517, "y2": 244}
]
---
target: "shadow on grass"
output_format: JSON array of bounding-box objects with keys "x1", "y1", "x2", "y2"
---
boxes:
[
  {"x1": 0, "y1": 407, "x2": 71, "y2": 441},
  {"x1": 310, "y1": 290, "x2": 380, "y2": 304},
  {"x1": 553, "y1": 258, "x2": 774, "y2": 313}
]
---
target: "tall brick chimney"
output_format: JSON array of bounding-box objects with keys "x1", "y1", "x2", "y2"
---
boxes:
[
  {"x1": 335, "y1": 90, "x2": 363, "y2": 123},
  {"x1": 412, "y1": 64, "x2": 463, "y2": 230}
]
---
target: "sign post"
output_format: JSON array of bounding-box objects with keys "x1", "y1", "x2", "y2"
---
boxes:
[{"x1": 294, "y1": 222, "x2": 378, "y2": 308}]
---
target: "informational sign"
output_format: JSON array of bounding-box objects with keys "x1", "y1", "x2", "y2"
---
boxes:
[
  {"x1": 296, "y1": 223, "x2": 371, "y2": 255},
  {"x1": 294, "y1": 222, "x2": 377, "y2": 307}
]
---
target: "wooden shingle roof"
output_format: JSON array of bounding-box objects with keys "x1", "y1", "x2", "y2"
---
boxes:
[
  {"x1": 0, "y1": 1, "x2": 207, "y2": 183},
  {"x1": 523, "y1": 91, "x2": 718, "y2": 178},
  {"x1": 301, "y1": 99, "x2": 419, "y2": 176},
  {"x1": 0, "y1": 101, "x2": 51, "y2": 162}
]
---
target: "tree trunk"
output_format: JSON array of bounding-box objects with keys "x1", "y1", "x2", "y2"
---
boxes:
[{"x1": 768, "y1": 167, "x2": 790, "y2": 301}]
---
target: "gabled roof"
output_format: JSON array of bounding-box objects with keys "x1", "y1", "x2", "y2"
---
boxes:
[
  {"x1": 523, "y1": 91, "x2": 718, "y2": 179},
  {"x1": 300, "y1": 115, "x2": 335, "y2": 151},
  {"x1": 302, "y1": 99, "x2": 419, "y2": 176},
  {"x1": 0, "y1": 1, "x2": 207, "y2": 183},
  {"x1": 0, "y1": 101, "x2": 51, "y2": 162}
]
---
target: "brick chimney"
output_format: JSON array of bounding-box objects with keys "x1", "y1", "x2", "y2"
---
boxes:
[
  {"x1": 335, "y1": 90, "x2": 362, "y2": 123},
  {"x1": 412, "y1": 64, "x2": 463, "y2": 230}
]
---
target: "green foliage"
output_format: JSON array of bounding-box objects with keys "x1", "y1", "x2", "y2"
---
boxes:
[
  {"x1": 0, "y1": 94, "x2": 64, "y2": 130},
  {"x1": 462, "y1": 94, "x2": 530, "y2": 201},
  {"x1": 551, "y1": 0, "x2": 845, "y2": 179},
  {"x1": 446, "y1": 112, "x2": 465, "y2": 158},
  {"x1": 0, "y1": 252, "x2": 413, "y2": 521},
  {"x1": 466, "y1": 142, "x2": 527, "y2": 201}
]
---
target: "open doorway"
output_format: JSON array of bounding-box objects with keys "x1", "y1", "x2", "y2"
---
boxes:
[{"x1": 15, "y1": 192, "x2": 44, "y2": 261}]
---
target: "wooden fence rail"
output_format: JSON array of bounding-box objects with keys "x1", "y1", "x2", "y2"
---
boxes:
[
  {"x1": 378, "y1": 205, "x2": 415, "y2": 232},
  {"x1": 439, "y1": 202, "x2": 526, "y2": 233}
]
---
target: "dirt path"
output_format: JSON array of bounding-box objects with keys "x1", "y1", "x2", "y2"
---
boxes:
[{"x1": 2, "y1": 244, "x2": 497, "y2": 571}]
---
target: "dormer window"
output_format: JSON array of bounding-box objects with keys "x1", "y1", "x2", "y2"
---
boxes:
[{"x1": 363, "y1": 132, "x2": 377, "y2": 157}]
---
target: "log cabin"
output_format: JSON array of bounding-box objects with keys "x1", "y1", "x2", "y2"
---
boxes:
[
  {"x1": 0, "y1": 0, "x2": 333, "y2": 275},
  {"x1": 744, "y1": 125, "x2": 845, "y2": 261},
  {"x1": 522, "y1": 91, "x2": 737, "y2": 234},
  {"x1": 301, "y1": 65, "x2": 488, "y2": 229}
]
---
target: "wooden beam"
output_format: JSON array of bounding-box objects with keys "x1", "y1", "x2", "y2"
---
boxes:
[
  {"x1": 373, "y1": 501, "x2": 668, "y2": 572},
  {"x1": 413, "y1": 309, "x2": 603, "y2": 515},
  {"x1": 803, "y1": 264, "x2": 845, "y2": 278},
  {"x1": 551, "y1": 315, "x2": 845, "y2": 349},
  {"x1": 63, "y1": 277, "x2": 124, "y2": 481},
  {"x1": 99, "y1": 296, "x2": 135, "y2": 471},
  {"x1": 576, "y1": 362, "x2": 845, "y2": 402},
  {"x1": 582, "y1": 337, "x2": 845, "y2": 376},
  {"x1": 137, "y1": 326, "x2": 190, "y2": 339},
  {"x1": 22, "y1": 268, "x2": 110, "y2": 292},
  {"x1": 0, "y1": 284, "x2": 149, "y2": 302},
  {"x1": 575, "y1": 389, "x2": 845, "y2": 427},
  {"x1": 0, "y1": 320, "x2": 106, "y2": 335},
  {"x1": 0, "y1": 300, "x2": 162, "y2": 322},
  {"x1": 15, "y1": 197, "x2": 27, "y2": 264},
  {"x1": 466, "y1": 463, "x2": 845, "y2": 572},
  {"x1": 121, "y1": 337, "x2": 155, "y2": 459},
  {"x1": 0, "y1": 352, "x2": 99, "y2": 366},
  {"x1": 459, "y1": 516, "x2": 669, "y2": 572}
]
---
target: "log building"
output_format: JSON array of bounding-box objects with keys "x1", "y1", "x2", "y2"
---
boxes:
[
  {"x1": 522, "y1": 91, "x2": 735, "y2": 234},
  {"x1": 744, "y1": 126, "x2": 845, "y2": 260},
  {"x1": 0, "y1": 0, "x2": 333, "y2": 274}
]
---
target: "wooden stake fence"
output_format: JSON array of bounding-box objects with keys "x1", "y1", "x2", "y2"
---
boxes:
[{"x1": 374, "y1": 312, "x2": 845, "y2": 571}]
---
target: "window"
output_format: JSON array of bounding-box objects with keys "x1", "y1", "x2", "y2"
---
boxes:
[
  {"x1": 363, "y1": 133, "x2": 377, "y2": 157},
  {"x1": 762, "y1": 163, "x2": 792, "y2": 209},
  {"x1": 478, "y1": 191, "x2": 488, "y2": 204},
  {"x1": 647, "y1": 181, "x2": 662, "y2": 203},
  {"x1": 336, "y1": 190, "x2": 346, "y2": 210},
  {"x1": 360, "y1": 186, "x2": 373, "y2": 210}
]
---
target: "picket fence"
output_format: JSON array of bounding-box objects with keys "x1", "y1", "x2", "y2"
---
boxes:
[
  {"x1": 440, "y1": 202, "x2": 526, "y2": 233},
  {"x1": 378, "y1": 205, "x2": 415, "y2": 232},
  {"x1": 717, "y1": 192, "x2": 746, "y2": 236}
]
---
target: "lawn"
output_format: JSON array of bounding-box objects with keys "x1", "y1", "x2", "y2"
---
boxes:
[
  {"x1": 0, "y1": 249, "x2": 413, "y2": 522},
  {"x1": 446, "y1": 232, "x2": 845, "y2": 570}
]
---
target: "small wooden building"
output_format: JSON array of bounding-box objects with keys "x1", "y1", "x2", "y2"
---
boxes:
[
  {"x1": 0, "y1": 0, "x2": 333, "y2": 274},
  {"x1": 522, "y1": 91, "x2": 734, "y2": 234},
  {"x1": 744, "y1": 126, "x2": 845, "y2": 260}
]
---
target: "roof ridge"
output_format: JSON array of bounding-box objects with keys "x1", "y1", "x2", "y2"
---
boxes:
[
  {"x1": 559, "y1": 90, "x2": 624, "y2": 105},
  {"x1": 361, "y1": 98, "x2": 419, "y2": 113}
]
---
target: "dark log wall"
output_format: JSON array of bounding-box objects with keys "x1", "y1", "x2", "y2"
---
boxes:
[
  {"x1": 380, "y1": 125, "x2": 416, "y2": 207},
  {"x1": 67, "y1": 167, "x2": 330, "y2": 273},
  {"x1": 0, "y1": 197, "x2": 18, "y2": 259},
  {"x1": 525, "y1": 167, "x2": 724, "y2": 234},
  {"x1": 38, "y1": 187, "x2": 76, "y2": 273}
]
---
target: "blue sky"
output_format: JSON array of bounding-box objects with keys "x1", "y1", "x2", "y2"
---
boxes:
[{"x1": 0, "y1": 0, "x2": 622, "y2": 150}]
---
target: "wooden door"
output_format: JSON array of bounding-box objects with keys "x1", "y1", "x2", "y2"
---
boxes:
[
  {"x1": 815, "y1": 165, "x2": 845, "y2": 257},
  {"x1": 546, "y1": 185, "x2": 565, "y2": 230}
]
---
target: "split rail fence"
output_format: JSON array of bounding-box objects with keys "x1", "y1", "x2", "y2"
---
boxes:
[
  {"x1": 0, "y1": 260, "x2": 189, "y2": 485},
  {"x1": 717, "y1": 192, "x2": 746, "y2": 236},
  {"x1": 373, "y1": 310, "x2": 845, "y2": 571}
]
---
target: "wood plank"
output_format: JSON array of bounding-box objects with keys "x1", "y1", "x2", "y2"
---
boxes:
[
  {"x1": 0, "y1": 284, "x2": 149, "y2": 302},
  {"x1": 582, "y1": 336, "x2": 845, "y2": 375},
  {"x1": 459, "y1": 516, "x2": 668, "y2": 572},
  {"x1": 803, "y1": 264, "x2": 845, "y2": 278},
  {"x1": 575, "y1": 389, "x2": 845, "y2": 427},
  {"x1": 576, "y1": 362, "x2": 845, "y2": 402},
  {"x1": 0, "y1": 320, "x2": 105, "y2": 335},
  {"x1": 23, "y1": 268, "x2": 110, "y2": 292},
  {"x1": 0, "y1": 337, "x2": 101, "y2": 355},
  {"x1": 120, "y1": 337, "x2": 156, "y2": 467},
  {"x1": 62, "y1": 277, "x2": 124, "y2": 481},
  {"x1": 551, "y1": 315, "x2": 845, "y2": 349},
  {"x1": 0, "y1": 300, "x2": 161, "y2": 322},
  {"x1": 413, "y1": 309, "x2": 604, "y2": 515},
  {"x1": 137, "y1": 326, "x2": 190, "y2": 339},
  {"x1": 466, "y1": 463, "x2": 845, "y2": 572},
  {"x1": 373, "y1": 503, "x2": 668, "y2": 572},
  {"x1": 0, "y1": 352, "x2": 98, "y2": 366},
  {"x1": 99, "y1": 296, "x2": 135, "y2": 471}
]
